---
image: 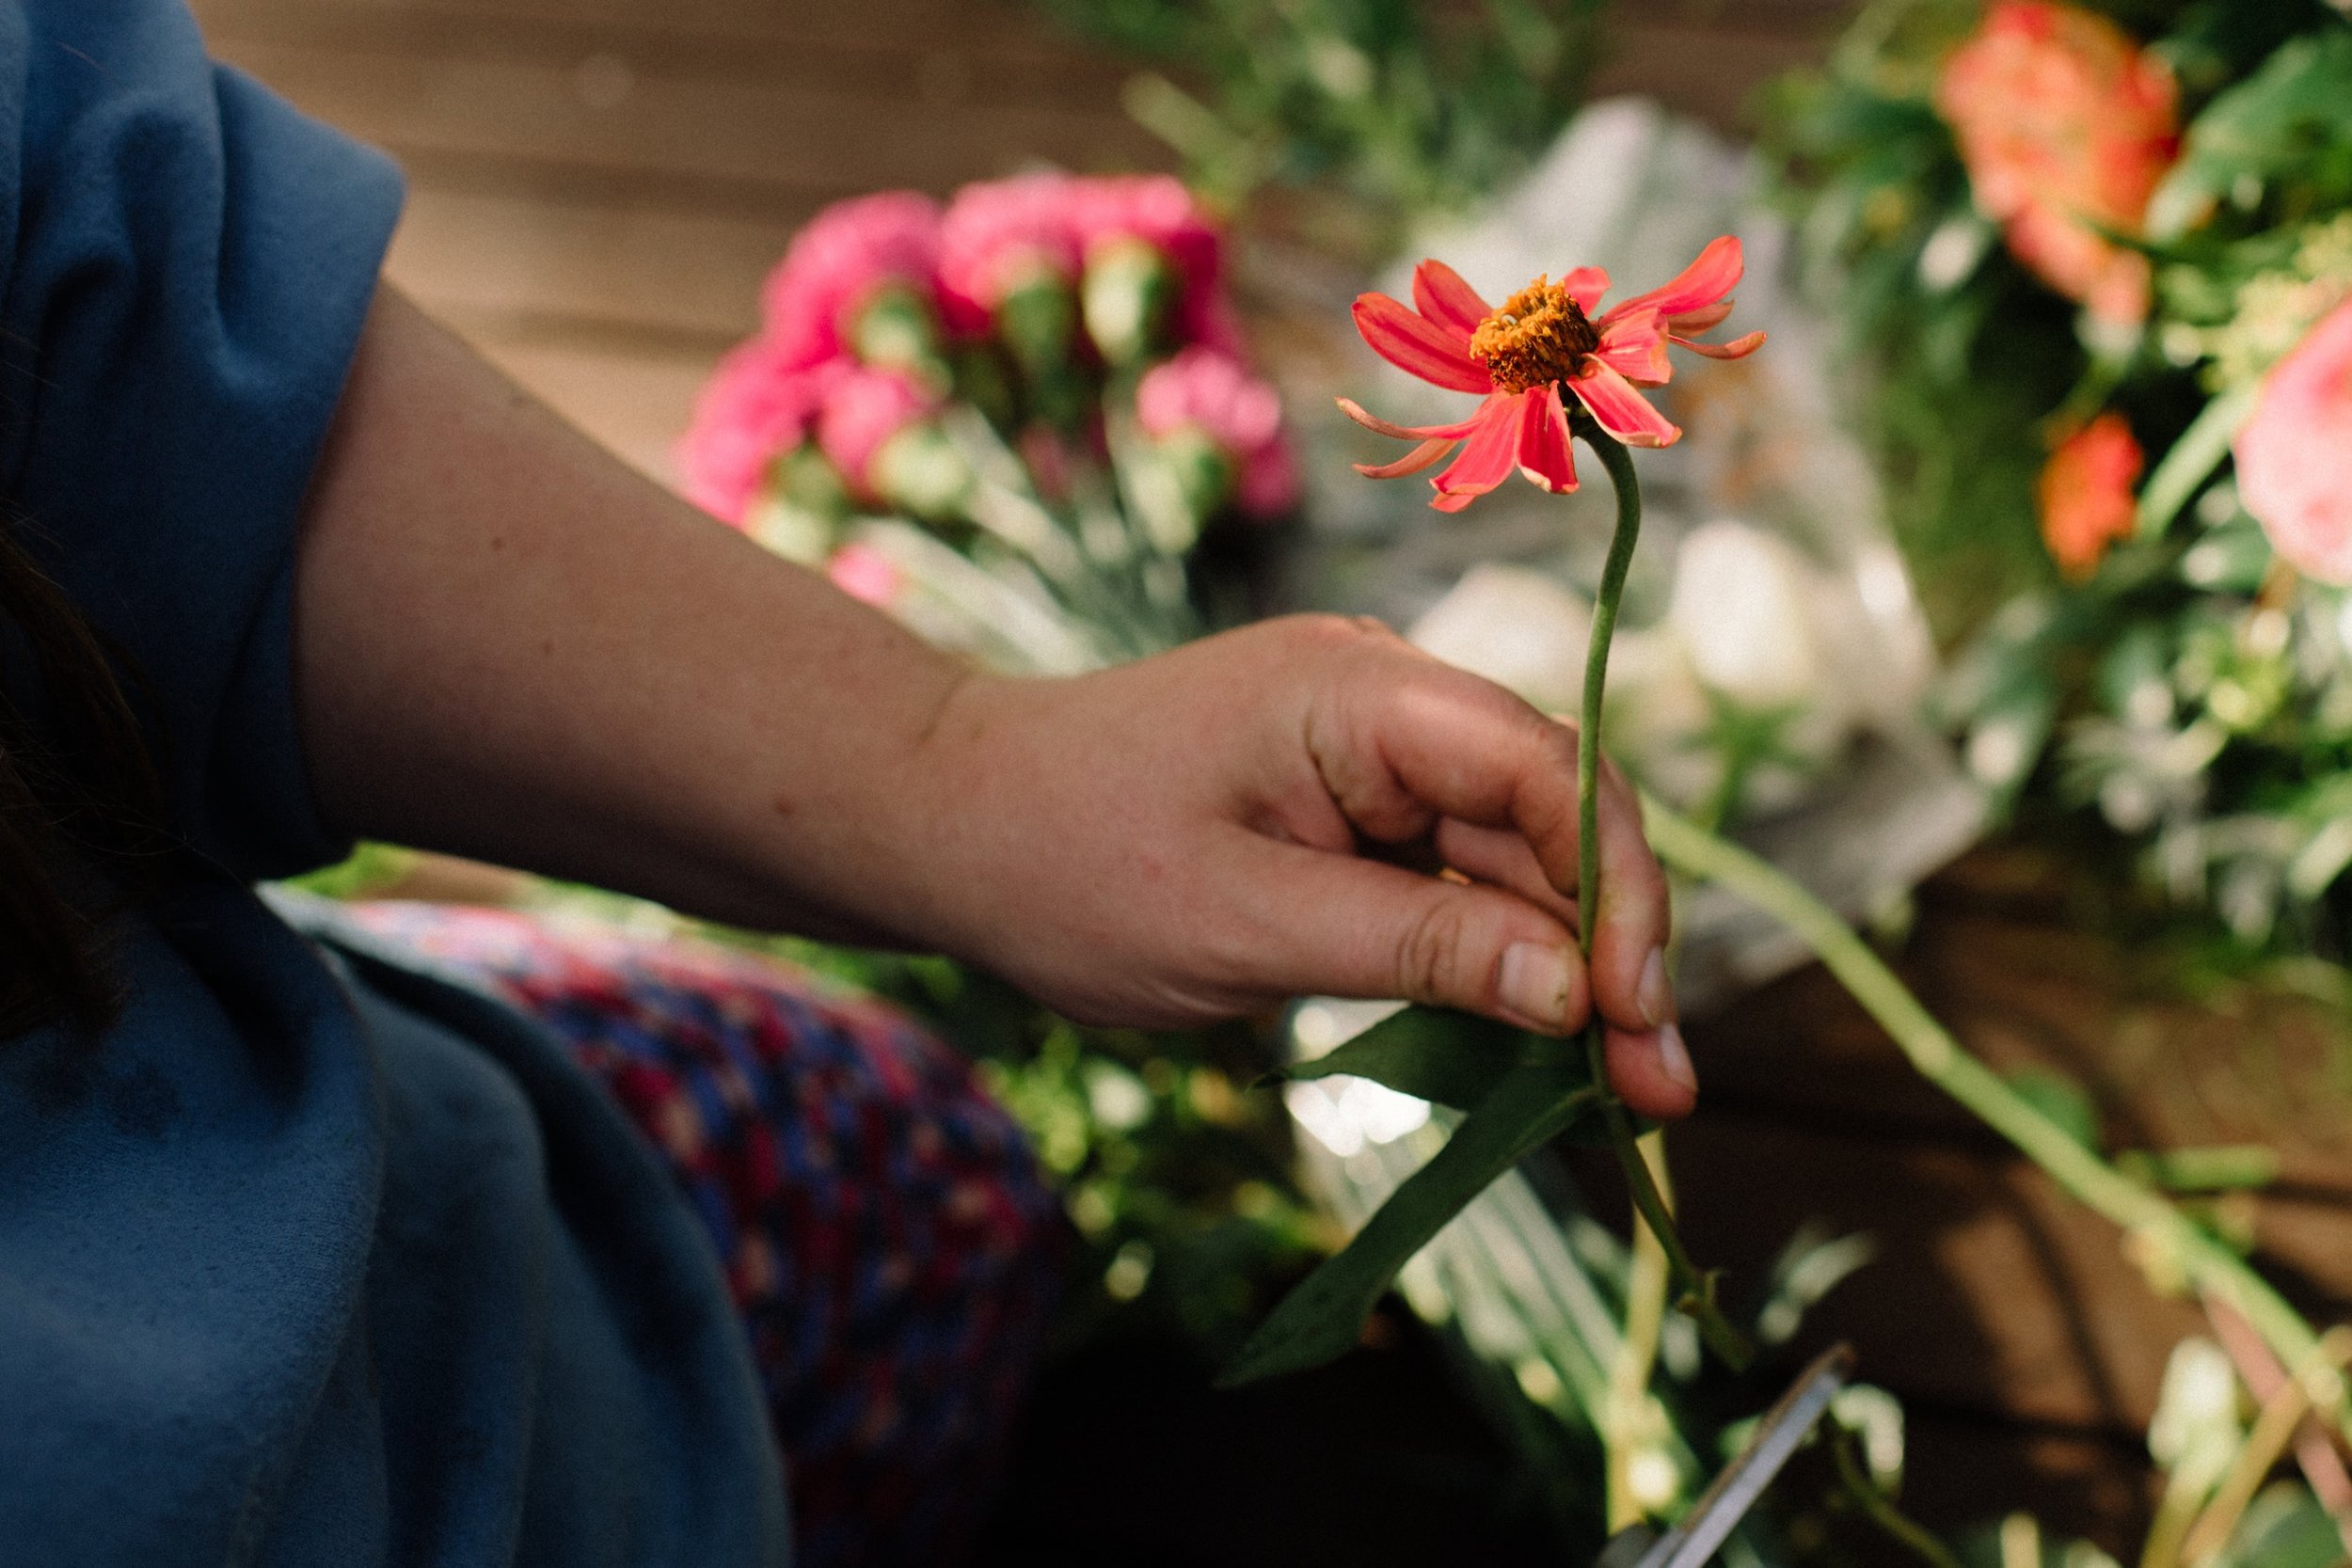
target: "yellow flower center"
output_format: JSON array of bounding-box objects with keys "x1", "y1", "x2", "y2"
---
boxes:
[{"x1": 1467, "y1": 277, "x2": 1601, "y2": 393}]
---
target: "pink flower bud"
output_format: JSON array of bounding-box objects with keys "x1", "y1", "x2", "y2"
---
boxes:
[
  {"x1": 937, "y1": 172, "x2": 1086, "y2": 337},
  {"x1": 815, "y1": 365, "x2": 938, "y2": 500},
  {"x1": 825, "y1": 541, "x2": 903, "y2": 607},
  {"x1": 1069, "y1": 174, "x2": 1234, "y2": 351},
  {"x1": 758, "y1": 192, "x2": 944, "y2": 370},
  {"x1": 2236, "y1": 298, "x2": 2352, "y2": 584},
  {"x1": 675, "y1": 341, "x2": 839, "y2": 524},
  {"x1": 1136, "y1": 345, "x2": 1299, "y2": 517}
]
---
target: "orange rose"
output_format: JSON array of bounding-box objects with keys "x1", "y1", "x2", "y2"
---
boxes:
[
  {"x1": 1937, "y1": 3, "x2": 2179, "y2": 324},
  {"x1": 2039, "y1": 412, "x2": 2142, "y2": 578}
]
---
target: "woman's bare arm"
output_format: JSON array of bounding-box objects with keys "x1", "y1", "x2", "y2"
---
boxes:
[{"x1": 293, "y1": 285, "x2": 1695, "y2": 1116}]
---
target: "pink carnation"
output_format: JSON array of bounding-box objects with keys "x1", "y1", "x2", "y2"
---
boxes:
[
  {"x1": 675, "y1": 341, "x2": 837, "y2": 524},
  {"x1": 2236, "y1": 298, "x2": 2352, "y2": 585},
  {"x1": 758, "y1": 191, "x2": 944, "y2": 369},
  {"x1": 1070, "y1": 174, "x2": 1235, "y2": 348},
  {"x1": 815, "y1": 365, "x2": 938, "y2": 499},
  {"x1": 1936, "y1": 3, "x2": 2178, "y2": 324},
  {"x1": 936, "y1": 172, "x2": 1086, "y2": 335},
  {"x1": 1136, "y1": 345, "x2": 1300, "y2": 517}
]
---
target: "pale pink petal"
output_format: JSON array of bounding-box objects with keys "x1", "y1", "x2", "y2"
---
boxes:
[
  {"x1": 1517, "y1": 384, "x2": 1580, "y2": 493},
  {"x1": 1411, "y1": 260, "x2": 1492, "y2": 337},
  {"x1": 1355, "y1": 436, "x2": 1459, "y2": 480},
  {"x1": 1336, "y1": 395, "x2": 1492, "y2": 441},
  {"x1": 1665, "y1": 300, "x2": 1734, "y2": 334},
  {"x1": 1602, "y1": 236, "x2": 1743, "y2": 325},
  {"x1": 1353, "y1": 293, "x2": 1492, "y2": 392},
  {"x1": 1569, "y1": 364, "x2": 1682, "y2": 449},
  {"x1": 1596, "y1": 308, "x2": 1672, "y2": 386},
  {"x1": 1430, "y1": 391, "x2": 1528, "y2": 505},
  {"x1": 1671, "y1": 329, "x2": 1768, "y2": 361},
  {"x1": 1560, "y1": 266, "x2": 1611, "y2": 313}
]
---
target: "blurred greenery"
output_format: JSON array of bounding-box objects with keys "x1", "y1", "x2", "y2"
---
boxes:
[{"x1": 1029, "y1": 0, "x2": 1606, "y2": 254}]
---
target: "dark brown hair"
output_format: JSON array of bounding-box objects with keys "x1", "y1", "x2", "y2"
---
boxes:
[{"x1": 0, "y1": 518, "x2": 164, "y2": 1036}]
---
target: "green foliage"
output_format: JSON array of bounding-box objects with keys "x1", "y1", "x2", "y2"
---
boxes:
[
  {"x1": 1030, "y1": 0, "x2": 1606, "y2": 243},
  {"x1": 1218, "y1": 1060, "x2": 1601, "y2": 1386},
  {"x1": 1273, "y1": 1006, "x2": 1586, "y2": 1113},
  {"x1": 1770, "y1": 0, "x2": 2352, "y2": 953}
]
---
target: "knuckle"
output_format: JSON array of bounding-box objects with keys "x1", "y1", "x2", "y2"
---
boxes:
[{"x1": 1394, "y1": 896, "x2": 1473, "y2": 1006}]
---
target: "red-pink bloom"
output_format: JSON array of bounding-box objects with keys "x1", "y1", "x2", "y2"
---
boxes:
[
  {"x1": 675, "y1": 341, "x2": 838, "y2": 524},
  {"x1": 1069, "y1": 174, "x2": 1237, "y2": 350},
  {"x1": 937, "y1": 172, "x2": 1086, "y2": 335},
  {"x1": 1136, "y1": 345, "x2": 1300, "y2": 516},
  {"x1": 1936, "y1": 3, "x2": 2178, "y2": 325},
  {"x1": 815, "y1": 365, "x2": 937, "y2": 501},
  {"x1": 2037, "y1": 412, "x2": 2141, "y2": 579},
  {"x1": 826, "y1": 541, "x2": 903, "y2": 607},
  {"x1": 757, "y1": 192, "x2": 944, "y2": 369},
  {"x1": 2236, "y1": 298, "x2": 2352, "y2": 585},
  {"x1": 1342, "y1": 237, "x2": 1764, "y2": 512}
]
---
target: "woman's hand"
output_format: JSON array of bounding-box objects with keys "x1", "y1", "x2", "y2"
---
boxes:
[{"x1": 898, "y1": 617, "x2": 1694, "y2": 1118}]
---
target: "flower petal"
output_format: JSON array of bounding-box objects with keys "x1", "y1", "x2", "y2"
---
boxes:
[
  {"x1": 1596, "y1": 307, "x2": 1671, "y2": 386},
  {"x1": 1353, "y1": 292, "x2": 1491, "y2": 393},
  {"x1": 1411, "y1": 261, "x2": 1492, "y2": 338},
  {"x1": 1671, "y1": 329, "x2": 1768, "y2": 361},
  {"x1": 1430, "y1": 391, "x2": 1528, "y2": 506},
  {"x1": 1569, "y1": 364, "x2": 1681, "y2": 449},
  {"x1": 1560, "y1": 266, "x2": 1611, "y2": 313},
  {"x1": 1517, "y1": 384, "x2": 1580, "y2": 493},
  {"x1": 1603, "y1": 235, "x2": 1743, "y2": 325},
  {"x1": 1355, "y1": 436, "x2": 1460, "y2": 480},
  {"x1": 1664, "y1": 300, "x2": 1734, "y2": 334},
  {"x1": 1336, "y1": 395, "x2": 1489, "y2": 441}
]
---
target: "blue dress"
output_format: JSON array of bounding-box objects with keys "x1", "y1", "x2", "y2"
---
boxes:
[{"x1": 0, "y1": 3, "x2": 790, "y2": 1561}]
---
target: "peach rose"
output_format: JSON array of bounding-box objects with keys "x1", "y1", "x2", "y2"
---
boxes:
[
  {"x1": 1937, "y1": 3, "x2": 2178, "y2": 324},
  {"x1": 2236, "y1": 298, "x2": 2352, "y2": 584}
]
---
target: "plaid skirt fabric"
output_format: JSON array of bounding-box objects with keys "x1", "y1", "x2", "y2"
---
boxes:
[{"x1": 337, "y1": 902, "x2": 1062, "y2": 1568}]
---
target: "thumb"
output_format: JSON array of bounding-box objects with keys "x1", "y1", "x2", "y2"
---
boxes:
[{"x1": 1233, "y1": 838, "x2": 1590, "y2": 1034}]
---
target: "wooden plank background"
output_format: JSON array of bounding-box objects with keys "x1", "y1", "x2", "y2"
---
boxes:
[{"x1": 190, "y1": 0, "x2": 1849, "y2": 481}]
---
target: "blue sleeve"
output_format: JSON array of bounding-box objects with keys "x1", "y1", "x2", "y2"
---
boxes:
[{"x1": 0, "y1": 0, "x2": 404, "y2": 878}]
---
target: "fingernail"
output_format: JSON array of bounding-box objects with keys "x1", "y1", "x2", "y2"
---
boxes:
[
  {"x1": 1498, "y1": 942, "x2": 1573, "y2": 1029},
  {"x1": 1637, "y1": 947, "x2": 1674, "y2": 1029},
  {"x1": 1656, "y1": 1023, "x2": 1697, "y2": 1096}
]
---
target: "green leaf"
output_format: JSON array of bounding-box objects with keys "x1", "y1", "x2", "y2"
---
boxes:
[
  {"x1": 1217, "y1": 1063, "x2": 1602, "y2": 1386},
  {"x1": 2136, "y1": 380, "x2": 2259, "y2": 541},
  {"x1": 1276, "y1": 1006, "x2": 1591, "y2": 1112}
]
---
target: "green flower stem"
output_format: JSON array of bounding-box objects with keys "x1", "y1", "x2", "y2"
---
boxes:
[
  {"x1": 1580, "y1": 432, "x2": 1754, "y2": 1374},
  {"x1": 1830, "y1": 1427, "x2": 1965, "y2": 1568},
  {"x1": 1639, "y1": 799, "x2": 2352, "y2": 1447}
]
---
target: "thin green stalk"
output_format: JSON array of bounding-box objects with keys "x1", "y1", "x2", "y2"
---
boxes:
[
  {"x1": 1641, "y1": 799, "x2": 2352, "y2": 1447},
  {"x1": 1605, "y1": 1130, "x2": 1676, "y2": 1528},
  {"x1": 1831, "y1": 1427, "x2": 1966, "y2": 1568},
  {"x1": 1580, "y1": 432, "x2": 1753, "y2": 1372}
]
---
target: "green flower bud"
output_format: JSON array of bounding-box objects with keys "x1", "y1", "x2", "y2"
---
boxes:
[
  {"x1": 868, "y1": 423, "x2": 975, "y2": 522},
  {"x1": 849, "y1": 283, "x2": 949, "y2": 388},
  {"x1": 995, "y1": 268, "x2": 1079, "y2": 383},
  {"x1": 1082, "y1": 238, "x2": 1179, "y2": 368}
]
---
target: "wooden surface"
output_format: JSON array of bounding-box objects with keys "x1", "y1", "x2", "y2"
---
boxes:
[
  {"x1": 192, "y1": 0, "x2": 2321, "y2": 1551},
  {"x1": 190, "y1": 0, "x2": 1849, "y2": 485}
]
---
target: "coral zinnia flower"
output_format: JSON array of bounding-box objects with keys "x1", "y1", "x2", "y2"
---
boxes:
[
  {"x1": 1343, "y1": 237, "x2": 1763, "y2": 512},
  {"x1": 2038, "y1": 412, "x2": 2142, "y2": 579}
]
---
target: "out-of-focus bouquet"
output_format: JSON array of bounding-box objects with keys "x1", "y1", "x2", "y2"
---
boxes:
[
  {"x1": 1771, "y1": 0, "x2": 2352, "y2": 949},
  {"x1": 678, "y1": 171, "x2": 1300, "y2": 675}
]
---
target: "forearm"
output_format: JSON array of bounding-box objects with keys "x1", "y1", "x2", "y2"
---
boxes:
[{"x1": 293, "y1": 285, "x2": 967, "y2": 942}]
